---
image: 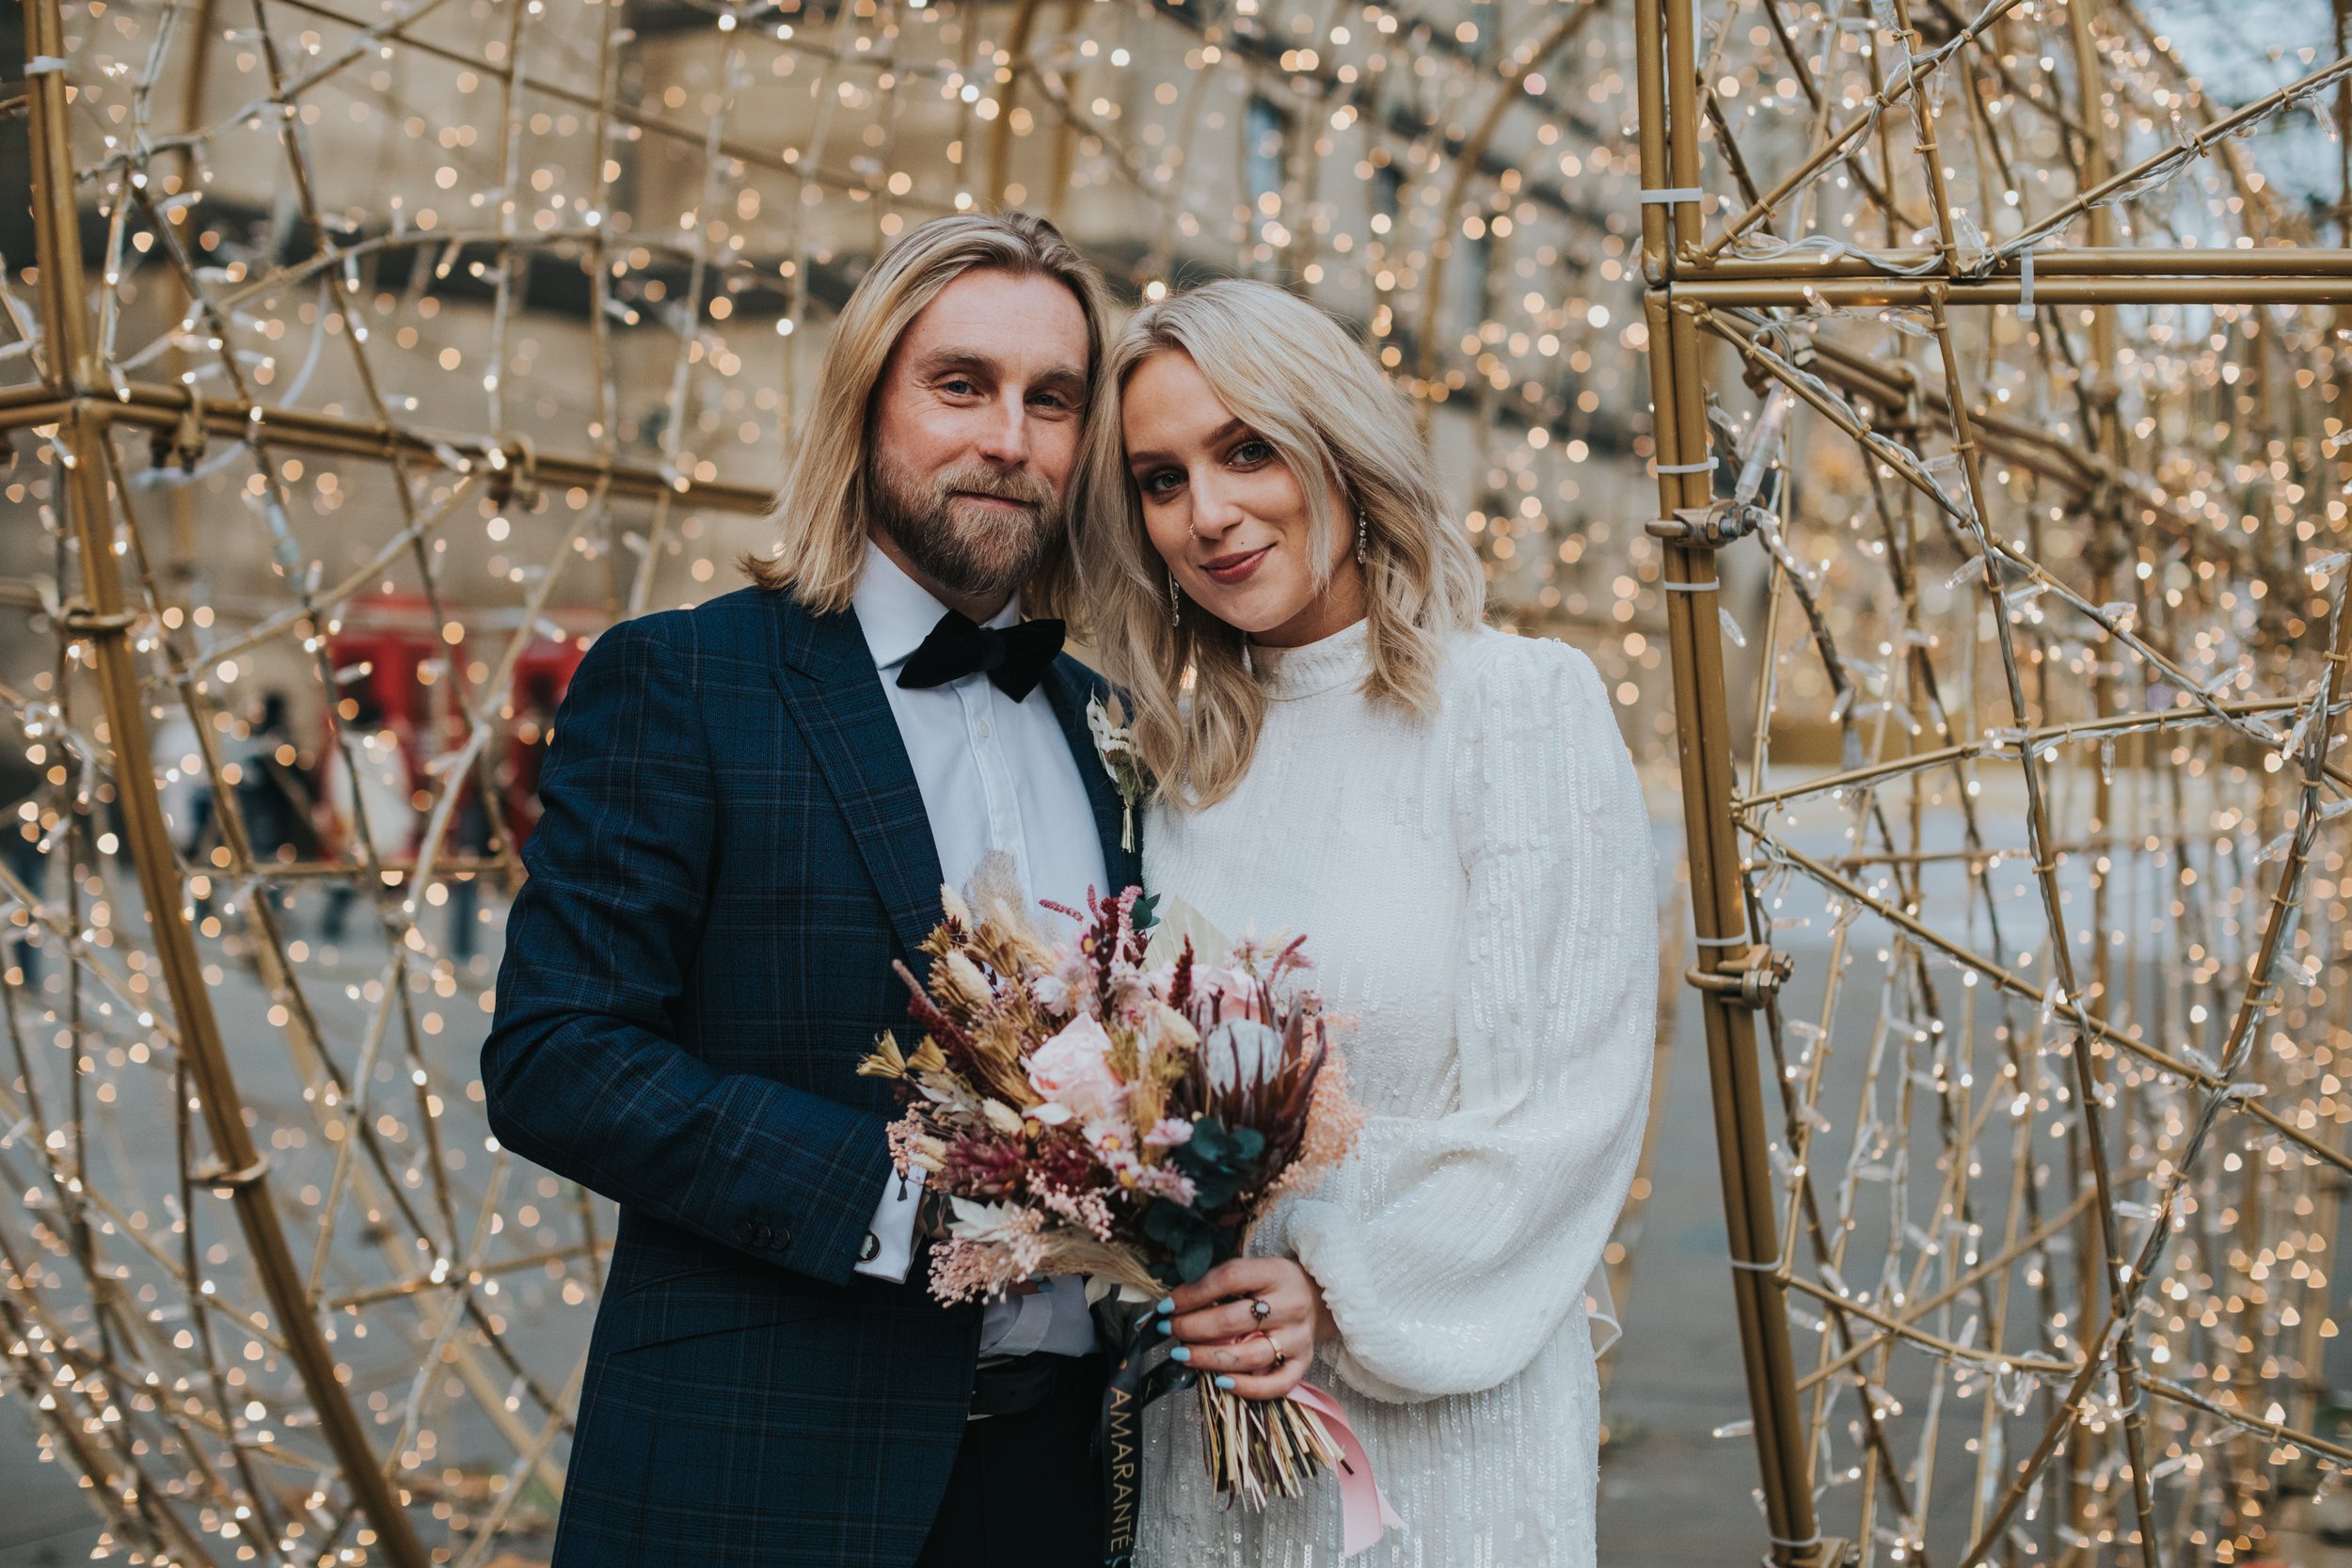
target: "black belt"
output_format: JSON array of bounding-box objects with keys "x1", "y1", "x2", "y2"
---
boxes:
[{"x1": 970, "y1": 1350, "x2": 1097, "y2": 1419}]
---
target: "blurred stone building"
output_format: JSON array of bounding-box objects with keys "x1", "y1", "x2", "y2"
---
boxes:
[{"x1": 3, "y1": 0, "x2": 1672, "y2": 782}]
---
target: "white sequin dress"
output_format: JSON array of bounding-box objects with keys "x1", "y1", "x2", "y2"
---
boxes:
[{"x1": 1137, "y1": 619, "x2": 1656, "y2": 1568}]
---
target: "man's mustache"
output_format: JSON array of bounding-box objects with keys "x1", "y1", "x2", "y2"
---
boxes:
[{"x1": 932, "y1": 466, "x2": 1057, "y2": 512}]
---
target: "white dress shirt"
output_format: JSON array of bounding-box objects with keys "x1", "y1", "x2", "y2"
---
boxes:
[{"x1": 846, "y1": 543, "x2": 1106, "y2": 1360}]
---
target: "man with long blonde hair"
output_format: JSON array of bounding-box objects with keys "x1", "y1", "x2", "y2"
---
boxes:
[{"x1": 485, "y1": 212, "x2": 1138, "y2": 1568}]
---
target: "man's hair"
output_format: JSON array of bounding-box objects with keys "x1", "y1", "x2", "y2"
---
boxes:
[{"x1": 742, "y1": 212, "x2": 1114, "y2": 620}]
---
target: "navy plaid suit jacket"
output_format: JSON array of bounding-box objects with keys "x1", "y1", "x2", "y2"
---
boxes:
[{"x1": 484, "y1": 584, "x2": 1141, "y2": 1567}]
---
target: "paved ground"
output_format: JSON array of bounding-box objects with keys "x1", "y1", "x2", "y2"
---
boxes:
[{"x1": 1591, "y1": 966, "x2": 1774, "y2": 1566}]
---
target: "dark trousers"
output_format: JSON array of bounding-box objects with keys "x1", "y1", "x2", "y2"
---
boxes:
[{"x1": 914, "y1": 1354, "x2": 1105, "y2": 1568}]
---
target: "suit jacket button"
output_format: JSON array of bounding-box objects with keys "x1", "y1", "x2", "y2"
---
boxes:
[
  {"x1": 735, "y1": 1219, "x2": 755, "y2": 1245},
  {"x1": 859, "y1": 1229, "x2": 881, "y2": 1263}
]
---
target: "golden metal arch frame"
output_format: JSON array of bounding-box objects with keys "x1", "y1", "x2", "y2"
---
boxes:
[
  {"x1": 1633, "y1": 0, "x2": 2352, "y2": 1562},
  {"x1": 18, "y1": 0, "x2": 427, "y2": 1557}
]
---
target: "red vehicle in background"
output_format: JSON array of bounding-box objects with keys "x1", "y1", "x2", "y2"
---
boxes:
[{"x1": 323, "y1": 593, "x2": 590, "y2": 861}]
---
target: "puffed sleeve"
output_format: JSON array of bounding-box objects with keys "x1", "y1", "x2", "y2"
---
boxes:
[{"x1": 1271, "y1": 635, "x2": 1656, "y2": 1402}]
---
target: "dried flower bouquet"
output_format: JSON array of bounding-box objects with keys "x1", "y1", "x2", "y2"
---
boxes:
[{"x1": 858, "y1": 873, "x2": 1364, "y2": 1511}]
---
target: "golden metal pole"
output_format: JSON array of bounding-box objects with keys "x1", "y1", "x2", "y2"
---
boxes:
[
  {"x1": 2064, "y1": 9, "x2": 2129, "y2": 1557},
  {"x1": 20, "y1": 5, "x2": 429, "y2": 1562},
  {"x1": 1666, "y1": 276, "x2": 2352, "y2": 307},
  {"x1": 1693, "y1": 246, "x2": 2352, "y2": 280},
  {"x1": 0, "y1": 380, "x2": 776, "y2": 512},
  {"x1": 1635, "y1": 0, "x2": 1828, "y2": 1560}
]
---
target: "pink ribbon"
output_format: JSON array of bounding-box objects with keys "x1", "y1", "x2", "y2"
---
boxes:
[{"x1": 1286, "y1": 1382, "x2": 1404, "y2": 1558}]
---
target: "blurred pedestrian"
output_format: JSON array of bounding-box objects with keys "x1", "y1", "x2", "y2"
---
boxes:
[
  {"x1": 234, "y1": 690, "x2": 320, "y2": 916},
  {"x1": 444, "y1": 781, "x2": 493, "y2": 964},
  {"x1": 322, "y1": 688, "x2": 415, "y2": 945}
]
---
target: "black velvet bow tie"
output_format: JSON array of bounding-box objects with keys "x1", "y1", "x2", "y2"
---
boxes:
[{"x1": 897, "y1": 610, "x2": 1066, "y2": 702}]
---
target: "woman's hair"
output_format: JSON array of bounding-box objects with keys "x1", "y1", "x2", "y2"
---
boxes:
[
  {"x1": 1082, "y1": 278, "x2": 1486, "y2": 809},
  {"x1": 742, "y1": 211, "x2": 1115, "y2": 620}
]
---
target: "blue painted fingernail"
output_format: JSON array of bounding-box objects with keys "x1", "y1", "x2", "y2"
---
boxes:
[
  {"x1": 1169, "y1": 1346, "x2": 1192, "y2": 1363},
  {"x1": 1156, "y1": 1297, "x2": 1176, "y2": 1314},
  {"x1": 1215, "y1": 1376, "x2": 1236, "y2": 1391},
  {"x1": 1151, "y1": 1316, "x2": 1171, "y2": 1335}
]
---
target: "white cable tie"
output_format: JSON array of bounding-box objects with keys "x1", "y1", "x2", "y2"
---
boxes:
[
  {"x1": 1661, "y1": 578, "x2": 1722, "y2": 593},
  {"x1": 1639, "y1": 185, "x2": 1706, "y2": 205},
  {"x1": 2017, "y1": 245, "x2": 2036, "y2": 313},
  {"x1": 25, "y1": 55, "x2": 69, "y2": 73},
  {"x1": 1653, "y1": 457, "x2": 1716, "y2": 475},
  {"x1": 1694, "y1": 932, "x2": 1754, "y2": 948},
  {"x1": 1729, "y1": 1255, "x2": 1786, "y2": 1273}
]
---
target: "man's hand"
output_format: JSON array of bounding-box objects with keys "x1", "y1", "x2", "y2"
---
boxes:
[{"x1": 1159, "y1": 1256, "x2": 1331, "y2": 1402}]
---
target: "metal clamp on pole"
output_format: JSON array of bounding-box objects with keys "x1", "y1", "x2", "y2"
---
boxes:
[
  {"x1": 192, "y1": 1153, "x2": 272, "y2": 1192},
  {"x1": 1646, "y1": 500, "x2": 1767, "y2": 548},
  {"x1": 487, "y1": 432, "x2": 541, "y2": 507},
  {"x1": 151, "y1": 388, "x2": 208, "y2": 472},
  {"x1": 57, "y1": 601, "x2": 141, "y2": 634},
  {"x1": 1686, "y1": 942, "x2": 1795, "y2": 1008}
]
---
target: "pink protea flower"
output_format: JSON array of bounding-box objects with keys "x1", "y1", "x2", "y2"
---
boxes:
[{"x1": 1191, "y1": 965, "x2": 1268, "y2": 1023}]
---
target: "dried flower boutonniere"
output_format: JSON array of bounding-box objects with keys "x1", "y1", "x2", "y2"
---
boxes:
[{"x1": 1086, "y1": 691, "x2": 1148, "y2": 851}]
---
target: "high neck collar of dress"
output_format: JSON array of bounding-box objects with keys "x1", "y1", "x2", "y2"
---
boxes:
[{"x1": 1253, "y1": 617, "x2": 1372, "y2": 702}]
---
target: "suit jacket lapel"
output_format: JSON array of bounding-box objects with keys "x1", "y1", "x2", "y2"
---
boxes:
[
  {"x1": 771, "y1": 601, "x2": 947, "y2": 962},
  {"x1": 1041, "y1": 657, "x2": 1143, "y2": 898}
]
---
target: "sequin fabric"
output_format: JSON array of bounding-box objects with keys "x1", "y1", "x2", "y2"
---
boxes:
[{"x1": 1137, "y1": 619, "x2": 1656, "y2": 1568}]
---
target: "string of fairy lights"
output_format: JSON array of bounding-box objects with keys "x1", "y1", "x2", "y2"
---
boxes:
[{"x1": 0, "y1": 0, "x2": 2345, "y2": 1560}]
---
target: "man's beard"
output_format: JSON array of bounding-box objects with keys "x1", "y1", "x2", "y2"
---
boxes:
[{"x1": 867, "y1": 450, "x2": 1064, "y2": 602}]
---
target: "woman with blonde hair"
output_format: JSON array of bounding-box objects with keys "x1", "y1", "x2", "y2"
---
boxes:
[{"x1": 1089, "y1": 277, "x2": 1655, "y2": 1567}]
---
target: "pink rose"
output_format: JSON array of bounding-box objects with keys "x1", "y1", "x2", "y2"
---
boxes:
[{"x1": 1026, "y1": 1014, "x2": 1126, "y2": 1126}]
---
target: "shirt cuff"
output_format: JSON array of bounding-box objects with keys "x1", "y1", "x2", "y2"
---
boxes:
[{"x1": 853, "y1": 1164, "x2": 924, "y2": 1283}]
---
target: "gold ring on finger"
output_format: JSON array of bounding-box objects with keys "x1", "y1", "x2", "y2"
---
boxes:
[
  {"x1": 1258, "y1": 1328, "x2": 1287, "y2": 1369},
  {"x1": 1250, "y1": 1296, "x2": 1272, "y2": 1323}
]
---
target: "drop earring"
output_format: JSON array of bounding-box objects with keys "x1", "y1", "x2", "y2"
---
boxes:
[
  {"x1": 1356, "y1": 513, "x2": 1369, "y2": 565},
  {"x1": 1167, "y1": 570, "x2": 1182, "y2": 629}
]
